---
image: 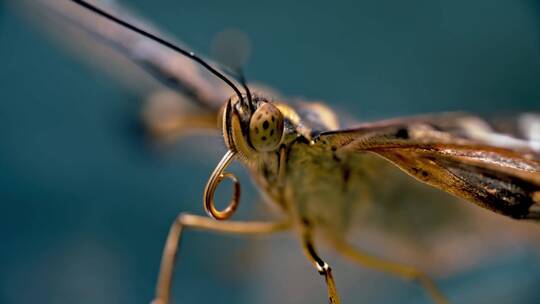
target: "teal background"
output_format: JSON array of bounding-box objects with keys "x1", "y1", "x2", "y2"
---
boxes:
[{"x1": 1, "y1": 0, "x2": 540, "y2": 303}]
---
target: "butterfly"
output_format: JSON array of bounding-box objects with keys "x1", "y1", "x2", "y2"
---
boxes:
[{"x1": 21, "y1": 1, "x2": 540, "y2": 303}]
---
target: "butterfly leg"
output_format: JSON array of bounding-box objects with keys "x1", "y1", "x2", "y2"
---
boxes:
[
  {"x1": 330, "y1": 238, "x2": 448, "y2": 304},
  {"x1": 300, "y1": 220, "x2": 341, "y2": 304},
  {"x1": 151, "y1": 212, "x2": 290, "y2": 304}
]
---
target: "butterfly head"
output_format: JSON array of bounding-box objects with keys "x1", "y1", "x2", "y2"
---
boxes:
[{"x1": 220, "y1": 94, "x2": 285, "y2": 157}]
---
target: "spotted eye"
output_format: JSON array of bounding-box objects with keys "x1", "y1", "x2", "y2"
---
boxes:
[{"x1": 249, "y1": 103, "x2": 284, "y2": 152}]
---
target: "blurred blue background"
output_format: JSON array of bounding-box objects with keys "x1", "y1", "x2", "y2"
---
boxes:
[{"x1": 1, "y1": 0, "x2": 540, "y2": 303}]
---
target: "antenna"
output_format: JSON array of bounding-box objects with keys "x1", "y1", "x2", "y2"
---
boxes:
[
  {"x1": 237, "y1": 70, "x2": 254, "y2": 112},
  {"x1": 70, "y1": 0, "x2": 246, "y2": 104}
]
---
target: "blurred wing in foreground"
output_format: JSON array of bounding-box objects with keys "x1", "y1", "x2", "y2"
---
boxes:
[
  {"x1": 319, "y1": 113, "x2": 540, "y2": 220},
  {"x1": 12, "y1": 0, "x2": 239, "y2": 137}
]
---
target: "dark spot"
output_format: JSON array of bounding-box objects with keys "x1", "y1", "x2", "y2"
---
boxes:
[
  {"x1": 310, "y1": 130, "x2": 321, "y2": 138},
  {"x1": 395, "y1": 127, "x2": 409, "y2": 139},
  {"x1": 297, "y1": 137, "x2": 310, "y2": 144},
  {"x1": 395, "y1": 153, "x2": 407, "y2": 162},
  {"x1": 262, "y1": 163, "x2": 270, "y2": 178},
  {"x1": 331, "y1": 146, "x2": 340, "y2": 162},
  {"x1": 412, "y1": 167, "x2": 429, "y2": 178},
  {"x1": 261, "y1": 136, "x2": 267, "y2": 141},
  {"x1": 343, "y1": 167, "x2": 351, "y2": 182},
  {"x1": 270, "y1": 129, "x2": 274, "y2": 136},
  {"x1": 271, "y1": 116, "x2": 275, "y2": 122},
  {"x1": 257, "y1": 114, "x2": 262, "y2": 120},
  {"x1": 342, "y1": 166, "x2": 351, "y2": 191},
  {"x1": 263, "y1": 121, "x2": 270, "y2": 130},
  {"x1": 255, "y1": 127, "x2": 259, "y2": 134}
]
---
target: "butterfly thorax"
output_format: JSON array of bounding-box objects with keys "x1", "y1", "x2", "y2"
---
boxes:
[{"x1": 224, "y1": 94, "x2": 371, "y2": 236}]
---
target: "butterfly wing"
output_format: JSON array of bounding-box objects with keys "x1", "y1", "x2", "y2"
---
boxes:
[
  {"x1": 317, "y1": 113, "x2": 540, "y2": 220},
  {"x1": 13, "y1": 0, "x2": 249, "y2": 140},
  {"x1": 23, "y1": 0, "x2": 239, "y2": 111}
]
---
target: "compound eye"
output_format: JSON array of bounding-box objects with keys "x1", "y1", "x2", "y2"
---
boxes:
[{"x1": 249, "y1": 103, "x2": 284, "y2": 152}]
